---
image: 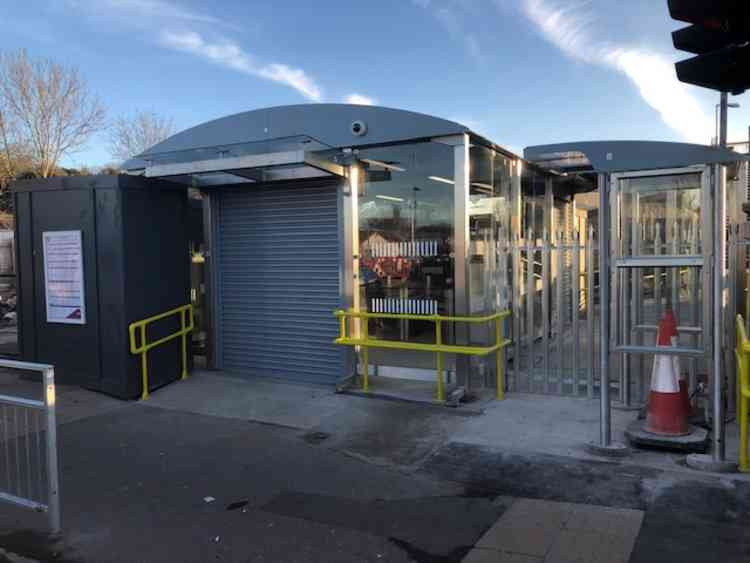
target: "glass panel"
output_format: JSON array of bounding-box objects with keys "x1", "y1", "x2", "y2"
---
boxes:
[
  {"x1": 143, "y1": 135, "x2": 333, "y2": 164},
  {"x1": 467, "y1": 145, "x2": 512, "y2": 349},
  {"x1": 357, "y1": 141, "x2": 455, "y2": 369},
  {"x1": 468, "y1": 144, "x2": 512, "y2": 319},
  {"x1": 620, "y1": 173, "x2": 702, "y2": 257},
  {"x1": 617, "y1": 265, "x2": 704, "y2": 350}
]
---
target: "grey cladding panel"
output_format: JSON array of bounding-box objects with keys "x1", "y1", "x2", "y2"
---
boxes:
[{"x1": 217, "y1": 181, "x2": 344, "y2": 384}]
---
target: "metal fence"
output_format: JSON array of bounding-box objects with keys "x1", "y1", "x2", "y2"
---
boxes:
[
  {"x1": 507, "y1": 227, "x2": 600, "y2": 396},
  {"x1": 0, "y1": 360, "x2": 60, "y2": 533}
]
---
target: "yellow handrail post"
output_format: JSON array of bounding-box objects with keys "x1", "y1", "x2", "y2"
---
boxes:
[
  {"x1": 362, "y1": 315, "x2": 369, "y2": 392},
  {"x1": 140, "y1": 324, "x2": 149, "y2": 400},
  {"x1": 129, "y1": 304, "x2": 194, "y2": 400},
  {"x1": 737, "y1": 315, "x2": 750, "y2": 472},
  {"x1": 738, "y1": 349, "x2": 748, "y2": 472},
  {"x1": 496, "y1": 316, "x2": 505, "y2": 401},
  {"x1": 180, "y1": 308, "x2": 188, "y2": 380},
  {"x1": 333, "y1": 309, "x2": 512, "y2": 403},
  {"x1": 435, "y1": 318, "x2": 444, "y2": 402}
]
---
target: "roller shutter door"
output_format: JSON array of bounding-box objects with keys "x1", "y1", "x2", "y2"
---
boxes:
[{"x1": 216, "y1": 181, "x2": 344, "y2": 384}]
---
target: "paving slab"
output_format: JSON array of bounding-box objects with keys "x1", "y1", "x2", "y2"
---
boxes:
[{"x1": 470, "y1": 498, "x2": 643, "y2": 563}]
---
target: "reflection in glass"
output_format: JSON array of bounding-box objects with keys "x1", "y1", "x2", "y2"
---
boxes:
[
  {"x1": 620, "y1": 173, "x2": 702, "y2": 257},
  {"x1": 357, "y1": 142, "x2": 455, "y2": 368}
]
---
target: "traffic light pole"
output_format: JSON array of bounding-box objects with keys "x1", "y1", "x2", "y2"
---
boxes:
[{"x1": 719, "y1": 92, "x2": 729, "y2": 147}]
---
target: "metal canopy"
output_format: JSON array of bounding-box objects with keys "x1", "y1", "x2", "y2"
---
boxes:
[
  {"x1": 144, "y1": 150, "x2": 345, "y2": 187},
  {"x1": 525, "y1": 141, "x2": 746, "y2": 174}
]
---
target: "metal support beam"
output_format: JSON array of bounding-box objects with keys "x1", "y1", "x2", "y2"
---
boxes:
[
  {"x1": 719, "y1": 92, "x2": 729, "y2": 147},
  {"x1": 454, "y1": 135, "x2": 471, "y2": 388},
  {"x1": 713, "y1": 163, "x2": 727, "y2": 461},
  {"x1": 599, "y1": 173, "x2": 611, "y2": 446},
  {"x1": 342, "y1": 165, "x2": 360, "y2": 380}
]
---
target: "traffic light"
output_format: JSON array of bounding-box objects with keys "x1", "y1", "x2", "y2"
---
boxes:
[{"x1": 668, "y1": 0, "x2": 750, "y2": 94}]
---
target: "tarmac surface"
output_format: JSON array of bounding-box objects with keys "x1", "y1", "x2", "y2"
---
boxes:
[{"x1": 1, "y1": 372, "x2": 749, "y2": 562}]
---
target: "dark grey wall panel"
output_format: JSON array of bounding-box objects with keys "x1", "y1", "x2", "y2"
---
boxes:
[
  {"x1": 15, "y1": 191, "x2": 35, "y2": 360},
  {"x1": 123, "y1": 185, "x2": 189, "y2": 395},
  {"x1": 12, "y1": 175, "x2": 189, "y2": 398},
  {"x1": 216, "y1": 180, "x2": 344, "y2": 384},
  {"x1": 30, "y1": 188, "x2": 101, "y2": 386},
  {"x1": 94, "y1": 188, "x2": 128, "y2": 397}
]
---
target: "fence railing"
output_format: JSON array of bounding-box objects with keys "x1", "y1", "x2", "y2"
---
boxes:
[
  {"x1": 736, "y1": 315, "x2": 750, "y2": 473},
  {"x1": 333, "y1": 309, "x2": 512, "y2": 401},
  {"x1": 0, "y1": 360, "x2": 60, "y2": 533},
  {"x1": 506, "y1": 229, "x2": 599, "y2": 396},
  {"x1": 129, "y1": 304, "x2": 194, "y2": 400}
]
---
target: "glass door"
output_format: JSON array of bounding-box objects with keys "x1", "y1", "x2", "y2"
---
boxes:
[{"x1": 612, "y1": 166, "x2": 711, "y2": 405}]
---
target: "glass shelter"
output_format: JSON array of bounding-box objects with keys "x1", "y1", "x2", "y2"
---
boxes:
[
  {"x1": 122, "y1": 105, "x2": 748, "y2": 463},
  {"x1": 526, "y1": 141, "x2": 747, "y2": 461}
]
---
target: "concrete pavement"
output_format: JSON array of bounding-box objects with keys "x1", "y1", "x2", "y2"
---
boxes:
[{"x1": 2, "y1": 372, "x2": 750, "y2": 561}]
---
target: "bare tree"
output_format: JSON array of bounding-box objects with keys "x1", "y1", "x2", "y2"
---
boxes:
[
  {"x1": 0, "y1": 50, "x2": 106, "y2": 178},
  {"x1": 108, "y1": 110, "x2": 175, "y2": 163},
  {"x1": 0, "y1": 111, "x2": 33, "y2": 211}
]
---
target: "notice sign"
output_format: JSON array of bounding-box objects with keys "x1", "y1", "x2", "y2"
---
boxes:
[{"x1": 43, "y1": 230, "x2": 86, "y2": 324}]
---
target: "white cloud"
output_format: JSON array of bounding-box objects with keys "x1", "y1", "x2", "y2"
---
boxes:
[
  {"x1": 344, "y1": 94, "x2": 376, "y2": 106},
  {"x1": 161, "y1": 31, "x2": 323, "y2": 101},
  {"x1": 520, "y1": 0, "x2": 713, "y2": 144},
  {"x1": 413, "y1": 2, "x2": 484, "y2": 63},
  {"x1": 67, "y1": 0, "x2": 226, "y2": 26}
]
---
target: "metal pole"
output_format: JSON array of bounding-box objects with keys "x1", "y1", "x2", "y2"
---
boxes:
[
  {"x1": 599, "y1": 173, "x2": 611, "y2": 446},
  {"x1": 719, "y1": 92, "x2": 728, "y2": 147},
  {"x1": 44, "y1": 368, "x2": 60, "y2": 534},
  {"x1": 454, "y1": 135, "x2": 471, "y2": 389},
  {"x1": 713, "y1": 164, "x2": 727, "y2": 461}
]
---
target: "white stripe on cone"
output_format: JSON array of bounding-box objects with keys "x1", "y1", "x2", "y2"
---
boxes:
[{"x1": 651, "y1": 355, "x2": 679, "y2": 393}]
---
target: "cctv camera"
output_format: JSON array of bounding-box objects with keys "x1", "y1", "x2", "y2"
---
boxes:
[{"x1": 350, "y1": 120, "x2": 367, "y2": 137}]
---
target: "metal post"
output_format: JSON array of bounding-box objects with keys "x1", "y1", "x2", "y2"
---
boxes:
[
  {"x1": 526, "y1": 229, "x2": 535, "y2": 390},
  {"x1": 719, "y1": 92, "x2": 729, "y2": 147},
  {"x1": 454, "y1": 135, "x2": 471, "y2": 389},
  {"x1": 44, "y1": 368, "x2": 60, "y2": 534},
  {"x1": 201, "y1": 192, "x2": 217, "y2": 369},
  {"x1": 511, "y1": 161, "x2": 523, "y2": 390},
  {"x1": 542, "y1": 231, "x2": 551, "y2": 393},
  {"x1": 572, "y1": 230, "x2": 581, "y2": 393},
  {"x1": 343, "y1": 164, "x2": 361, "y2": 381},
  {"x1": 436, "y1": 319, "x2": 444, "y2": 401},
  {"x1": 587, "y1": 226, "x2": 595, "y2": 398},
  {"x1": 713, "y1": 164, "x2": 727, "y2": 461},
  {"x1": 599, "y1": 173, "x2": 611, "y2": 446},
  {"x1": 556, "y1": 230, "x2": 564, "y2": 393}
]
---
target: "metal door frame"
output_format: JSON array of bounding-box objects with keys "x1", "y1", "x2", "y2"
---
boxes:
[
  {"x1": 610, "y1": 166, "x2": 713, "y2": 407},
  {"x1": 607, "y1": 164, "x2": 729, "y2": 458}
]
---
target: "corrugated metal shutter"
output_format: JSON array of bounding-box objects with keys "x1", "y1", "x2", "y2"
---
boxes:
[{"x1": 216, "y1": 180, "x2": 344, "y2": 384}]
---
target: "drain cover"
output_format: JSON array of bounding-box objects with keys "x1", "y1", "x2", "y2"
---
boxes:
[{"x1": 302, "y1": 431, "x2": 331, "y2": 444}]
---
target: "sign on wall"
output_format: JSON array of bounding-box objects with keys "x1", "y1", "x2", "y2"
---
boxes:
[{"x1": 42, "y1": 230, "x2": 86, "y2": 324}]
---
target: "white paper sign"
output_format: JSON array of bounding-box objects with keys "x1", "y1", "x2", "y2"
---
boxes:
[{"x1": 43, "y1": 230, "x2": 86, "y2": 324}]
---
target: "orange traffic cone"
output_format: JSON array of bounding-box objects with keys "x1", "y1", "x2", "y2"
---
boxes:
[
  {"x1": 645, "y1": 316, "x2": 689, "y2": 436},
  {"x1": 663, "y1": 310, "x2": 690, "y2": 416}
]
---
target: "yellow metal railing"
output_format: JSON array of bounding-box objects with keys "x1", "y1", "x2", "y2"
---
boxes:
[
  {"x1": 333, "y1": 309, "x2": 512, "y2": 402},
  {"x1": 736, "y1": 315, "x2": 750, "y2": 472},
  {"x1": 129, "y1": 304, "x2": 194, "y2": 400}
]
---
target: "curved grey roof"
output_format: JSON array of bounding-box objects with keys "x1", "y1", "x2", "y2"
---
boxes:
[
  {"x1": 138, "y1": 104, "x2": 468, "y2": 158},
  {"x1": 525, "y1": 140, "x2": 746, "y2": 173}
]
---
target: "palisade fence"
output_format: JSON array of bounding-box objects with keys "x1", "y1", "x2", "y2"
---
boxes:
[
  {"x1": 504, "y1": 220, "x2": 711, "y2": 405},
  {"x1": 506, "y1": 227, "x2": 602, "y2": 397},
  {"x1": 0, "y1": 361, "x2": 60, "y2": 533}
]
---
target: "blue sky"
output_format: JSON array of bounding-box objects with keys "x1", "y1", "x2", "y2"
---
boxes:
[{"x1": 1, "y1": 0, "x2": 748, "y2": 167}]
